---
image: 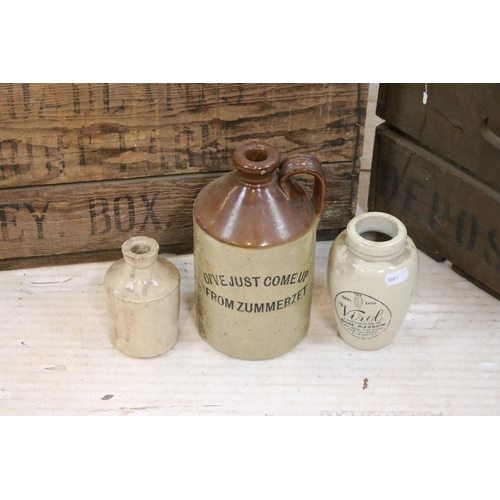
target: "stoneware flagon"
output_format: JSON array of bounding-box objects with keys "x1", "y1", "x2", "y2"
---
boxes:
[
  {"x1": 193, "y1": 141, "x2": 326, "y2": 360},
  {"x1": 104, "y1": 236, "x2": 181, "y2": 358},
  {"x1": 327, "y1": 211, "x2": 419, "y2": 350}
]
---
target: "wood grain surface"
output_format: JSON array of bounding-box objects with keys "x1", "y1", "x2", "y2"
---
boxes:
[
  {"x1": 0, "y1": 161, "x2": 357, "y2": 267},
  {"x1": 377, "y1": 83, "x2": 500, "y2": 192},
  {"x1": 0, "y1": 84, "x2": 367, "y2": 188},
  {"x1": 0, "y1": 83, "x2": 367, "y2": 267},
  {"x1": 369, "y1": 124, "x2": 500, "y2": 296}
]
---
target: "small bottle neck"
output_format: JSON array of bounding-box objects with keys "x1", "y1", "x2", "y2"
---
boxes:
[
  {"x1": 122, "y1": 236, "x2": 159, "y2": 270},
  {"x1": 345, "y1": 212, "x2": 407, "y2": 260}
]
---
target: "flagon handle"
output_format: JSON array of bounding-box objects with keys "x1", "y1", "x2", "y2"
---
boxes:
[{"x1": 279, "y1": 153, "x2": 327, "y2": 216}]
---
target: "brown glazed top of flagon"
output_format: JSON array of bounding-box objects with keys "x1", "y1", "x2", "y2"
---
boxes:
[{"x1": 193, "y1": 142, "x2": 326, "y2": 247}]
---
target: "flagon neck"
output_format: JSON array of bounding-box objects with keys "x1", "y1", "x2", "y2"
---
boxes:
[{"x1": 232, "y1": 142, "x2": 281, "y2": 185}]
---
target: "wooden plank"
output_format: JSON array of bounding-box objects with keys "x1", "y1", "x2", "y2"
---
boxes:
[
  {"x1": 451, "y1": 264, "x2": 500, "y2": 301},
  {"x1": 377, "y1": 83, "x2": 500, "y2": 191},
  {"x1": 0, "y1": 172, "x2": 219, "y2": 261},
  {"x1": 375, "y1": 83, "x2": 389, "y2": 119},
  {"x1": 0, "y1": 84, "x2": 368, "y2": 188},
  {"x1": 0, "y1": 162, "x2": 357, "y2": 268},
  {"x1": 369, "y1": 124, "x2": 500, "y2": 296}
]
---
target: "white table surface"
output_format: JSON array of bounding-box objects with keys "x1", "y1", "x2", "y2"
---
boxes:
[{"x1": 1, "y1": 229, "x2": 499, "y2": 416}]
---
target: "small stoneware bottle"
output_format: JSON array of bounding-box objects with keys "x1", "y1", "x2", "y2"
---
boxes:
[
  {"x1": 104, "y1": 236, "x2": 180, "y2": 358},
  {"x1": 193, "y1": 141, "x2": 326, "y2": 360},
  {"x1": 327, "y1": 211, "x2": 419, "y2": 350}
]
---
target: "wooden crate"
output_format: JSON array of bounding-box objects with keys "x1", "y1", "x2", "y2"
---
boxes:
[
  {"x1": 369, "y1": 84, "x2": 500, "y2": 298},
  {"x1": 0, "y1": 83, "x2": 368, "y2": 269}
]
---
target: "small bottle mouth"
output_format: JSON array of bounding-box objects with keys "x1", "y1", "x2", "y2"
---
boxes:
[
  {"x1": 122, "y1": 236, "x2": 159, "y2": 268},
  {"x1": 346, "y1": 212, "x2": 407, "y2": 258},
  {"x1": 232, "y1": 142, "x2": 281, "y2": 183}
]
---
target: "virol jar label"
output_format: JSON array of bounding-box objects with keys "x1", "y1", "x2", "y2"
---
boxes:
[
  {"x1": 194, "y1": 223, "x2": 316, "y2": 360},
  {"x1": 334, "y1": 291, "x2": 392, "y2": 340}
]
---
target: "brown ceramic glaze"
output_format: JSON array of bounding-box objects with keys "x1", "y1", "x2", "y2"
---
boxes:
[
  {"x1": 193, "y1": 142, "x2": 326, "y2": 360},
  {"x1": 194, "y1": 142, "x2": 326, "y2": 247}
]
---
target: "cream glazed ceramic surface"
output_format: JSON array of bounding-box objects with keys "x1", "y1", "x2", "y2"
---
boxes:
[
  {"x1": 104, "y1": 236, "x2": 180, "y2": 358},
  {"x1": 193, "y1": 141, "x2": 326, "y2": 361},
  {"x1": 328, "y1": 212, "x2": 419, "y2": 351},
  {"x1": 194, "y1": 220, "x2": 318, "y2": 360}
]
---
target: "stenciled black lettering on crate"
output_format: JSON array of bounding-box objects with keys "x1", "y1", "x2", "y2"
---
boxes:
[
  {"x1": 369, "y1": 123, "x2": 500, "y2": 297},
  {"x1": 0, "y1": 84, "x2": 366, "y2": 188},
  {"x1": 0, "y1": 83, "x2": 368, "y2": 269}
]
